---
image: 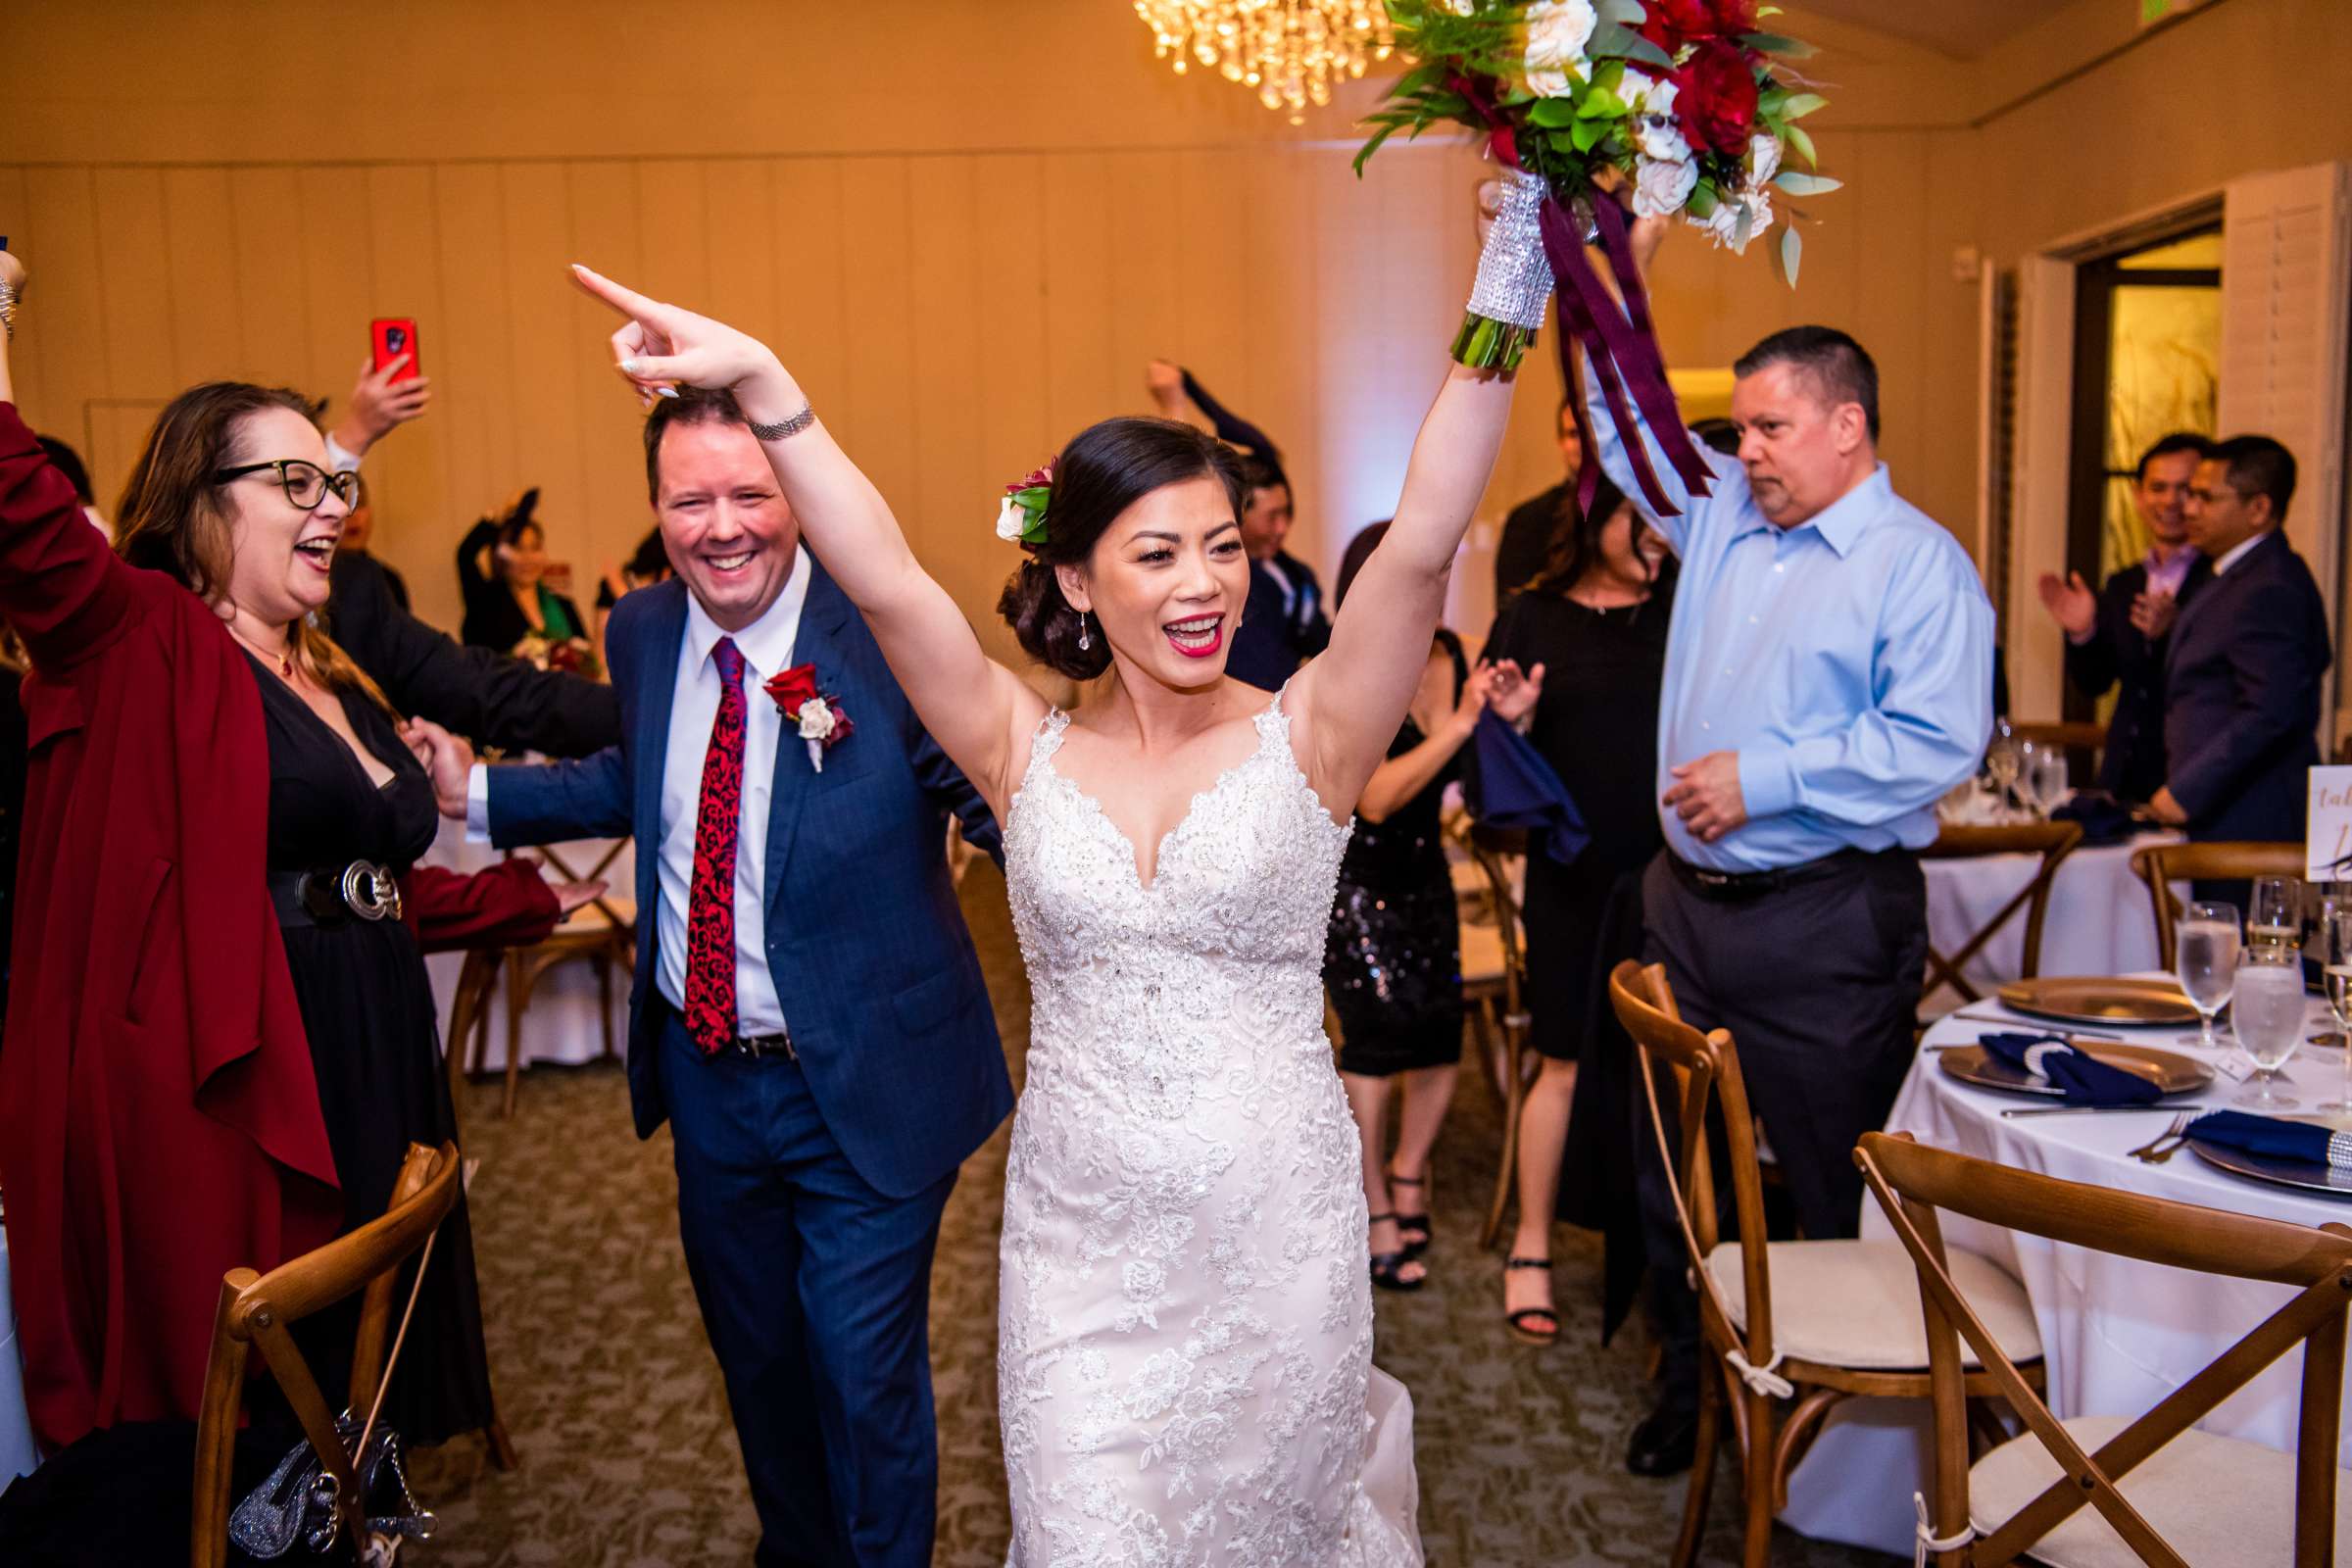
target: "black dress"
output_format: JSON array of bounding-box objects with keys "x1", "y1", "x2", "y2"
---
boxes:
[
  {"x1": 1485, "y1": 580, "x2": 1672, "y2": 1340},
  {"x1": 250, "y1": 660, "x2": 496, "y2": 1445},
  {"x1": 1325, "y1": 641, "x2": 1468, "y2": 1077}
]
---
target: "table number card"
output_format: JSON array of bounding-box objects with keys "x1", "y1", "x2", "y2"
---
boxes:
[{"x1": 2307, "y1": 766, "x2": 2352, "y2": 882}]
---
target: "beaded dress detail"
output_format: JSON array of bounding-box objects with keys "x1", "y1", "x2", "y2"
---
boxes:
[{"x1": 998, "y1": 687, "x2": 1422, "y2": 1567}]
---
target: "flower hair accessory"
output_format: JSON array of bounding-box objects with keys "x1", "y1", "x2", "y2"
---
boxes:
[{"x1": 995, "y1": 463, "x2": 1054, "y2": 550}]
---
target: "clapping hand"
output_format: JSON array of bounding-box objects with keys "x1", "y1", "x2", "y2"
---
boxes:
[
  {"x1": 1442, "y1": 662, "x2": 1497, "y2": 741},
  {"x1": 399, "y1": 717, "x2": 476, "y2": 820},
  {"x1": 2034, "y1": 570, "x2": 2097, "y2": 639},
  {"x1": 569, "y1": 265, "x2": 793, "y2": 413},
  {"x1": 333, "y1": 353, "x2": 432, "y2": 458},
  {"x1": 1483, "y1": 658, "x2": 1545, "y2": 724},
  {"x1": 2128, "y1": 589, "x2": 2179, "y2": 641}
]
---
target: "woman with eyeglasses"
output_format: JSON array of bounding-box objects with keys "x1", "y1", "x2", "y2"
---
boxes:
[{"x1": 0, "y1": 309, "x2": 517, "y2": 1457}]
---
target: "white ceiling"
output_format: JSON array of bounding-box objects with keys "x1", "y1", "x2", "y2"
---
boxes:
[{"x1": 1787, "y1": 0, "x2": 2066, "y2": 59}]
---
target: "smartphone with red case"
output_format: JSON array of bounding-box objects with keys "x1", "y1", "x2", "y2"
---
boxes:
[{"x1": 370, "y1": 318, "x2": 421, "y2": 381}]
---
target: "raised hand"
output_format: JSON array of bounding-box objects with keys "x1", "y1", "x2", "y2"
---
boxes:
[
  {"x1": 2034, "y1": 570, "x2": 2097, "y2": 639},
  {"x1": 2128, "y1": 589, "x2": 2178, "y2": 642},
  {"x1": 1145, "y1": 359, "x2": 1185, "y2": 403},
  {"x1": 1484, "y1": 658, "x2": 1546, "y2": 724},
  {"x1": 1444, "y1": 662, "x2": 1496, "y2": 740},
  {"x1": 333, "y1": 352, "x2": 432, "y2": 458},
  {"x1": 568, "y1": 265, "x2": 794, "y2": 414}
]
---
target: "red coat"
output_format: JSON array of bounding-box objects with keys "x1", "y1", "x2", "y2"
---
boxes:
[{"x1": 0, "y1": 404, "x2": 555, "y2": 1449}]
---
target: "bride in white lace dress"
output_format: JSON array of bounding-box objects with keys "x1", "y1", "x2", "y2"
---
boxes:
[{"x1": 575, "y1": 261, "x2": 1520, "y2": 1564}]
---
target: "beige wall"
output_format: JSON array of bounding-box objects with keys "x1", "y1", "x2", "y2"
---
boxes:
[{"x1": 3, "y1": 0, "x2": 2347, "y2": 665}]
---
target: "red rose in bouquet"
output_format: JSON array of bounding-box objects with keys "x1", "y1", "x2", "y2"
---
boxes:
[
  {"x1": 1677, "y1": 39, "x2": 1762, "y2": 157},
  {"x1": 1639, "y1": 0, "x2": 1753, "y2": 50}
]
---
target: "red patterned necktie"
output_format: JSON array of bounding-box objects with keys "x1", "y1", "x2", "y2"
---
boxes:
[{"x1": 683, "y1": 636, "x2": 748, "y2": 1053}]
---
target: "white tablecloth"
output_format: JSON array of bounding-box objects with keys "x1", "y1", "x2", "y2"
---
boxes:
[
  {"x1": 0, "y1": 1226, "x2": 35, "y2": 1486},
  {"x1": 419, "y1": 816, "x2": 635, "y2": 1072},
  {"x1": 1781, "y1": 984, "x2": 2351, "y2": 1551},
  {"x1": 1921, "y1": 831, "x2": 2178, "y2": 1013}
]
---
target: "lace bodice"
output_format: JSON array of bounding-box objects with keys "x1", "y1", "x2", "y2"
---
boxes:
[{"x1": 995, "y1": 689, "x2": 1421, "y2": 1567}]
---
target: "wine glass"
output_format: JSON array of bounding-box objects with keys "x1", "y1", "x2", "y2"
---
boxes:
[
  {"x1": 2029, "y1": 745, "x2": 2072, "y2": 817},
  {"x1": 2175, "y1": 900, "x2": 2239, "y2": 1050},
  {"x1": 2232, "y1": 946, "x2": 2307, "y2": 1107},
  {"x1": 2248, "y1": 875, "x2": 2303, "y2": 956},
  {"x1": 2318, "y1": 903, "x2": 2352, "y2": 1113}
]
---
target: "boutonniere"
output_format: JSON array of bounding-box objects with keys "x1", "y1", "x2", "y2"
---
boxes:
[{"x1": 763, "y1": 663, "x2": 855, "y2": 773}]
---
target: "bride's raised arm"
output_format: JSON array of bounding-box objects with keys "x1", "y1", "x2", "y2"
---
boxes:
[
  {"x1": 572, "y1": 266, "x2": 1045, "y2": 811},
  {"x1": 1292, "y1": 358, "x2": 1516, "y2": 815}
]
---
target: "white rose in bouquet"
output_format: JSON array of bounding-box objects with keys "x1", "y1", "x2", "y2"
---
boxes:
[
  {"x1": 1697, "y1": 184, "x2": 1775, "y2": 254},
  {"x1": 1634, "y1": 156, "x2": 1698, "y2": 219},
  {"x1": 1521, "y1": 0, "x2": 1595, "y2": 98},
  {"x1": 1622, "y1": 71, "x2": 1691, "y2": 163},
  {"x1": 1747, "y1": 131, "x2": 1782, "y2": 187}
]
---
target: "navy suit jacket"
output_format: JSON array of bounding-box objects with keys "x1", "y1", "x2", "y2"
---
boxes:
[
  {"x1": 483, "y1": 564, "x2": 1014, "y2": 1200},
  {"x1": 2061, "y1": 555, "x2": 2209, "y2": 803},
  {"x1": 2162, "y1": 529, "x2": 2330, "y2": 844},
  {"x1": 1226, "y1": 551, "x2": 1331, "y2": 693}
]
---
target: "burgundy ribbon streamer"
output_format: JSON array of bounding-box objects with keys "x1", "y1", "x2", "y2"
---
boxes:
[{"x1": 1535, "y1": 195, "x2": 1714, "y2": 518}]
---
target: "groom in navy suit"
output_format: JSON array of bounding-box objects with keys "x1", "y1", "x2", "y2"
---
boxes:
[{"x1": 430, "y1": 388, "x2": 1012, "y2": 1567}]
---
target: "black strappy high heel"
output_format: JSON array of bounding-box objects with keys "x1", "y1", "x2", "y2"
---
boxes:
[
  {"x1": 1368, "y1": 1214, "x2": 1426, "y2": 1292},
  {"x1": 1387, "y1": 1168, "x2": 1432, "y2": 1259},
  {"x1": 1503, "y1": 1255, "x2": 1559, "y2": 1344}
]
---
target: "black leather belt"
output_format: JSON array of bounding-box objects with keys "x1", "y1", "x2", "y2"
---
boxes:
[
  {"x1": 721, "y1": 1031, "x2": 795, "y2": 1061},
  {"x1": 1666, "y1": 847, "x2": 1875, "y2": 903},
  {"x1": 268, "y1": 860, "x2": 404, "y2": 928}
]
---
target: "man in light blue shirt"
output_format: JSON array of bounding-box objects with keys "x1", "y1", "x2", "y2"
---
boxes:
[{"x1": 1590, "y1": 220, "x2": 1993, "y2": 1480}]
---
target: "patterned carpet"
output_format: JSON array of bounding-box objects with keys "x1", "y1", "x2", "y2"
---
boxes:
[{"x1": 406, "y1": 861, "x2": 1892, "y2": 1566}]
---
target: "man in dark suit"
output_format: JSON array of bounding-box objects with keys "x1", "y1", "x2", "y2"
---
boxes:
[
  {"x1": 422, "y1": 389, "x2": 1007, "y2": 1568},
  {"x1": 1225, "y1": 450, "x2": 1331, "y2": 691},
  {"x1": 2150, "y1": 435, "x2": 2330, "y2": 884},
  {"x1": 2034, "y1": 432, "x2": 2209, "y2": 802}
]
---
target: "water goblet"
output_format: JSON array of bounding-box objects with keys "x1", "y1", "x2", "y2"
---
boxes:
[
  {"x1": 2175, "y1": 900, "x2": 2239, "y2": 1050},
  {"x1": 2319, "y1": 902, "x2": 2352, "y2": 1113},
  {"x1": 2248, "y1": 874, "x2": 2303, "y2": 956},
  {"x1": 2231, "y1": 945, "x2": 2308, "y2": 1107}
]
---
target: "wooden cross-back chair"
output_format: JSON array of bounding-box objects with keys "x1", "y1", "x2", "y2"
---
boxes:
[
  {"x1": 1856, "y1": 1130, "x2": 2352, "y2": 1567},
  {"x1": 2128, "y1": 840, "x2": 2308, "y2": 970},
  {"x1": 1608, "y1": 961, "x2": 2045, "y2": 1568},
  {"x1": 1451, "y1": 822, "x2": 1536, "y2": 1250},
  {"x1": 189, "y1": 1141, "x2": 462, "y2": 1568},
  {"x1": 448, "y1": 840, "x2": 636, "y2": 1120},
  {"x1": 1919, "y1": 822, "x2": 2084, "y2": 1014}
]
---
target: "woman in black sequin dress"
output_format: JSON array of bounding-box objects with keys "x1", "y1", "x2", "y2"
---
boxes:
[{"x1": 1326, "y1": 528, "x2": 1496, "y2": 1289}]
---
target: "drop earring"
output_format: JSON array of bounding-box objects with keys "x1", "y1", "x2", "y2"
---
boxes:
[{"x1": 1077, "y1": 611, "x2": 1092, "y2": 653}]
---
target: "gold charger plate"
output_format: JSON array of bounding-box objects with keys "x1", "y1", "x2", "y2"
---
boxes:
[
  {"x1": 1937, "y1": 1041, "x2": 2213, "y2": 1099},
  {"x1": 1996, "y1": 976, "x2": 2200, "y2": 1027}
]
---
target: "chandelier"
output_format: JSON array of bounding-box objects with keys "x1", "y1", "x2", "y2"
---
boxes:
[{"x1": 1135, "y1": 1, "x2": 1396, "y2": 124}]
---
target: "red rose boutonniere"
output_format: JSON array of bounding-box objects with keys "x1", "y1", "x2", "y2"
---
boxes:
[{"x1": 762, "y1": 663, "x2": 855, "y2": 773}]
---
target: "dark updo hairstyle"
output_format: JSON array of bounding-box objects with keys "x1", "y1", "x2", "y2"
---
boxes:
[{"x1": 996, "y1": 416, "x2": 1247, "y2": 681}]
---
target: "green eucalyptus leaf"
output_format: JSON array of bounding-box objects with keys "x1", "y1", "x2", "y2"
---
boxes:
[
  {"x1": 1779, "y1": 223, "x2": 1802, "y2": 287},
  {"x1": 1619, "y1": 33, "x2": 1675, "y2": 70},
  {"x1": 1577, "y1": 88, "x2": 1628, "y2": 119},
  {"x1": 1571, "y1": 117, "x2": 1607, "y2": 153},
  {"x1": 1687, "y1": 180, "x2": 1719, "y2": 219},
  {"x1": 1772, "y1": 171, "x2": 1841, "y2": 196},
  {"x1": 1786, "y1": 122, "x2": 1818, "y2": 169},
  {"x1": 1781, "y1": 91, "x2": 1828, "y2": 120},
  {"x1": 1597, "y1": 0, "x2": 1646, "y2": 24},
  {"x1": 1528, "y1": 95, "x2": 1581, "y2": 127},
  {"x1": 1742, "y1": 31, "x2": 1818, "y2": 58}
]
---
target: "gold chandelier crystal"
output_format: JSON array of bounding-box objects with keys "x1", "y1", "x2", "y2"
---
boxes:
[{"x1": 1135, "y1": 1, "x2": 1396, "y2": 123}]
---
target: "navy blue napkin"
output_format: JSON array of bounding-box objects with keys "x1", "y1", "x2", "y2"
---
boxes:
[
  {"x1": 2052, "y1": 790, "x2": 2137, "y2": 847},
  {"x1": 1979, "y1": 1031, "x2": 2163, "y2": 1106},
  {"x1": 1463, "y1": 710, "x2": 1589, "y2": 865},
  {"x1": 2183, "y1": 1109, "x2": 2351, "y2": 1169}
]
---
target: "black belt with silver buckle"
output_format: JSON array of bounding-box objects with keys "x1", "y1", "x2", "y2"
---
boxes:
[
  {"x1": 721, "y1": 1031, "x2": 795, "y2": 1061},
  {"x1": 268, "y1": 860, "x2": 405, "y2": 929},
  {"x1": 1667, "y1": 847, "x2": 1872, "y2": 903}
]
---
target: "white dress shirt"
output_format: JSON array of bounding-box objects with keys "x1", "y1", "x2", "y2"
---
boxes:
[
  {"x1": 469, "y1": 547, "x2": 812, "y2": 1038},
  {"x1": 2210, "y1": 530, "x2": 2269, "y2": 577}
]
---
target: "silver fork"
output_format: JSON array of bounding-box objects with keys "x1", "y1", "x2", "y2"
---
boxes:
[{"x1": 2129, "y1": 1110, "x2": 2194, "y2": 1163}]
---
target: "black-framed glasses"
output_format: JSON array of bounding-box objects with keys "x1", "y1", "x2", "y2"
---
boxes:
[{"x1": 212, "y1": 459, "x2": 359, "y2": 512}]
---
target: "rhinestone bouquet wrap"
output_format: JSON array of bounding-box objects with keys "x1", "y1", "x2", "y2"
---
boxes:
[{"x1": 1457, "y1": 169, "x2": 1552, "y2": 369}]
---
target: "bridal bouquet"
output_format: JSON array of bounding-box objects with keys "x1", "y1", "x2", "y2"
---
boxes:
[{"x1": 1356, "y1": 0, "x2": 1838, "y2": 514}]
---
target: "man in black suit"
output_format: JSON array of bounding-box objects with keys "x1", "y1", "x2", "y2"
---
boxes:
[
  {"x1": 2034, "y1": 432, "x2": 2210, "y2": 802},
  {"x1": 1225, "y1": 450, "x2": 1331, "y2": 691},
  {"x1": 2149, "y1": 436, "x2": 2329, "y2": 886}
]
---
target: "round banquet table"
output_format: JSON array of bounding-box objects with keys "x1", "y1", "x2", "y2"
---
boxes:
[
  {"x1": 1778, "y1": 980, "x2": 2352, "y2": 1553},
  {"x1": 1919, "y1": 830, "x2": 2179, "y2": 1013},
  {"x1": 417, "y1": 815, "x2": 636, "y2": 1074}
]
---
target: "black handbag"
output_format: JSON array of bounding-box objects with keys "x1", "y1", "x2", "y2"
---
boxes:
[{"x1": 224, "y1": 1231, "x2": 442, "y2": 1559}]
